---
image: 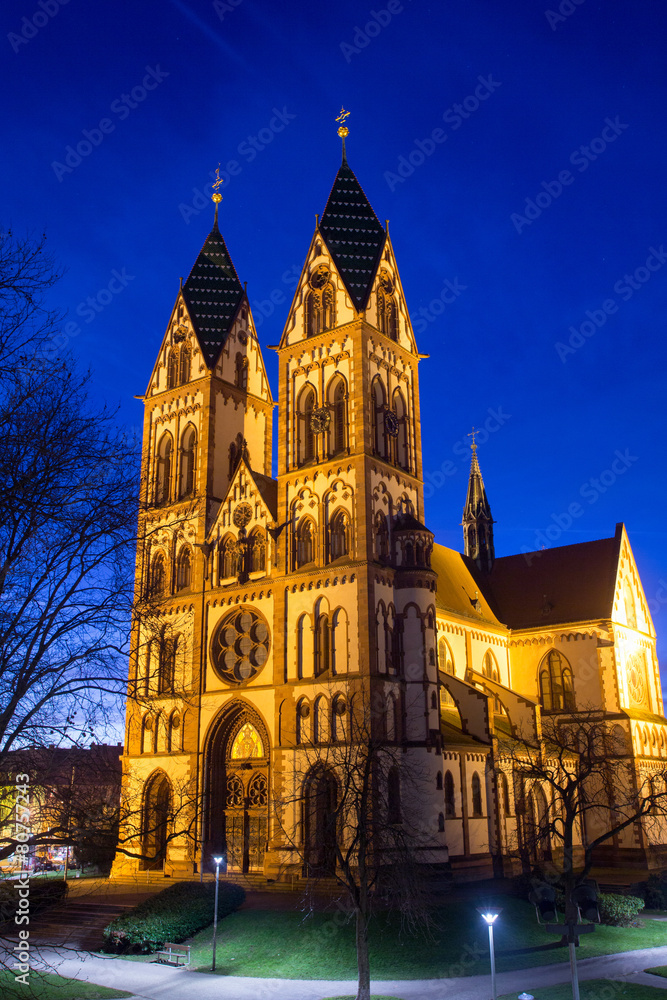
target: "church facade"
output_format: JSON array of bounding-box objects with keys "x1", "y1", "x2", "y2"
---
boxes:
[{"x1": 111, "y1": 148, "x2": 666, "y2": 883}]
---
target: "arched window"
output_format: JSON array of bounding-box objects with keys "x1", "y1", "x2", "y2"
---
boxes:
[
  {"x1": 327, "y1": 375, "x2": 347, "y2": 457},
  {"x1": 386, "y1": 613, "x2": 402, "y2": 676},
  {"x1": 377, "y1": 272, "x2": 398, "y2": 341},
  {"x1": 482, "y1": 650, "x2": 505, "y2": 715},
  {"x1": 313, "y1": 696, "x2": 327, "y2": 744},
  {"x1": 179, "y1": 425, "x2": 196, "y2": 498},
  {"x1": 158, "y1": 635, "x2": 177, "y2": 694},
  {"x1": 439, "y1": 637, "x2": 456, "y2": 707},
  {"x1": 175, "y1": 547, "x2": 192, "y2": 591},
  {"x1": 149, "y1": 553, "x2": 167, "y2": 598},
  {"x1": 331, "y1": 695, "x2": 346, "y2": 741},
  {"x1": 168, "y1": 712, "x2": 181, "y2": 752},
  {"x1": 235, "y1": 352, "x2": 248, "y2": 390},
  {"x1": 436, "y1": 771, "x2": 443, "y2": 790},
  {"x1": 444, "y1": 771, "x2": 455, "y2": 817},
  {"x1": 471, "y1": 773, "x2": 483, "y2": 817},
  {"x1": 179, "y1": 344, "x2": 191, "y2": 385},
  {"x1": 296, "y1": 614, "x2": 307, "y2": 680},
  {"x1": 248, "y1": 529, "x2": 266, "y2": 573},
  {"x1": 220, "y1": 534, "x2": 236, "y2": 580},
  {"x1": 305, "y1": 273, "x2": 336, "y2": 337},
  {"x1": 297, "y1": 385, "x2": 316, "y2": 465},
  {"x1": 387, "y1": 767, "x2": 401, "y2": 824},
  {"x1": 624, "y1": 580, "x2": 637, "y2": 629},
  {"x1": 539, "y1": 650, "x2": 575, "y2": 712},
  {"x1": 500, "y1": 772, "x2": 511, "y2": 815},
  {"x1": 375, "y1": 512, "x2": 389, "y2": 562},
  {"x1": 386, "y1": 694, "x2": 397, "y2": 741},
  {"x1": 296, "y1": 698, "x2": 310, "y2": 744},
  {"x1": 295, "y1": 518, "x2": 315, "y2": 568},
  {"x1": 142, "y1": 772, "x2": 172, "y2": 870},
  {"x1": 315, "y1": 613, "x2": 331, "y2": 676},
  {"x1": 328, "y1": 509, "x2": 349, "y2": 562},
  {"x1": 438, "y1": 812, "x2": 445, "y2": 833},
  {"x1": 331, "y1": 607, "x2": 348, "y2": 675},
  {"x1": 141, "y1": 715, "x2": 154, "y2": 754},
  {"x1": 155, "y1": 433, "x2": 173, "y2": 505},
  {"x1": 371, "y1": 378, "x2": 387, "y2": 458},
  {"x1": 431, "y1": 691, "x2": 437, "y2": 709},
  {"x1": 393, "y1": 389, "x2": 409, "y2": 471},
  {"x1": 167, "y1": 349, "x2": 178, "y2": 389}
]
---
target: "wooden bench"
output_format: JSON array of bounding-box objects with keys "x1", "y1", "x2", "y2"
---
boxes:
[{"x1": 156, "y1": 943, "x2": 190, "y2": 966}]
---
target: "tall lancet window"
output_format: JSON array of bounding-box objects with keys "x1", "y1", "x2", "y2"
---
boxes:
[
  {"x1": 155, "y1": 433, "x2": 173, "y2": 505},
  {"x1": 297, "y1": 385, "x2": 316, "y2": 465},
  {"x1": 305, "y1": 265, "x2": 336, "y2": 337},
  {"x1": 179, "y1": 344, "x2": 191, "y2": 385},
  {"x1": 377, "y1": 270, "x2": 398, "y2": 341},
  {"x1": 179, "y1": 425, "x2": 196, "y2": 498},
  {"x1": 326, "y1": 374, "x2": 347, "y2": 457}
]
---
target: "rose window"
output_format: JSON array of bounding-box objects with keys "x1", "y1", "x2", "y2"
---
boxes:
[{"x1": 211, "y1": 608, "x2": 270, "y2": 684}]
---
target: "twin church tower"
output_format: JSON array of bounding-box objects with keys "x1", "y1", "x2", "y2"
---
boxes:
[{"x1": 113, "y1": 125, "x2": 663, "y2": 881}]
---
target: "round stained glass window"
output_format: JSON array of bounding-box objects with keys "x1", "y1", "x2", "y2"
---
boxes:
[{"x1": 212, "y1": 607, "x2": 270, "y2": 684}]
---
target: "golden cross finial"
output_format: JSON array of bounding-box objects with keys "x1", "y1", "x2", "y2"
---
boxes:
[
  {"x1": 212, "y1": 163, "x2": 223, "y2": 204},
  {"x1": 336, "y1": 107, "x2": 350, "y2": 138},
  {"x1": 467, "y1": 427, "x2": 477, "y2": 451}
]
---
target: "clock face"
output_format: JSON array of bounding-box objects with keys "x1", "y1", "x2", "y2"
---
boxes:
[
  {"x1": 310, "y1": 406, "x2": 331, "y2": 434},
  {"x1": 384, "y1": 409, "x2": 399, "y2": 437}
]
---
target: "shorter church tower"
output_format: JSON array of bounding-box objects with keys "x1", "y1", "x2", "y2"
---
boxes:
[{"x1": 462, "y1": 437, "x2": 494, "y2": 573}]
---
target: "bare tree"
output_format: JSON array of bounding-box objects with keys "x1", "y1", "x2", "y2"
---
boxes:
[
  {"x1": 498, "y1": 710, "x2": 667, "y2": 928},
  {"x1": 274, "y1": 682, "x2": 437, "y2": 1000},
  {"x1": 0, "y1": 228, "x2": 142, "y2": 862}
]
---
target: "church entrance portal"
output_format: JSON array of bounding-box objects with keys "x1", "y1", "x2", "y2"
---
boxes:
[{"x1": 206, "y1": 707, "x2": 269, "y2": 874}]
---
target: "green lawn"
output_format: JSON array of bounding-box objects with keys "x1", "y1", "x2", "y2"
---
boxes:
[
  {"x1": 499, "y1": 982, "x2": 667, "y2": 999},
  {"x1": 645, "y1": 965, "x2": 667, "y2": 978},
  {"x1": 0, "y1": 971, "x2": 132, "y2": 999},
  {"x1": 167, "y1": 898, "x2": 667, "y2": 979}
]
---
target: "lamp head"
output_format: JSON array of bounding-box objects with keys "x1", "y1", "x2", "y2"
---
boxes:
[
  {"x1": 477, "y1": 907, "x2": 501, "y2": 925},
  {"x1": 213, "y1": 856, "x2": 223, "y2": 866}
]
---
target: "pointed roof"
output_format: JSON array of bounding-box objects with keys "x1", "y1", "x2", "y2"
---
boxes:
[
  {"x1": 463, "y1": 445, "x2": 493, "y2": 523},
  {"x1": 182, "y1": 220, "x2": 245, "y2": 368},
  {"x1": 319, "y1": 156, "x2": 386, "y2": 310}
]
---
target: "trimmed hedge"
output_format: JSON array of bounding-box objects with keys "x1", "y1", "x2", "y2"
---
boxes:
[
  {"x1": 0, "y1": 877, "x2": 68, "y2": 924},
  {"x1": 102, "y1": 880, "x2": 245, "y2": 953},
  {"x1": 598, "y1": 892, "x2": 644, "y2": 926}
]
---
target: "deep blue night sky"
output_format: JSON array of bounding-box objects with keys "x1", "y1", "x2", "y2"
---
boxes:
[{"x1": 4, "y1": 0, "x2": 667, "y2": 669}]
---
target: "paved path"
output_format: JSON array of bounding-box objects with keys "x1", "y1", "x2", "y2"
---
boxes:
[{"x1": 3, "y1": 943, "x2": 667, "y2": 1000}]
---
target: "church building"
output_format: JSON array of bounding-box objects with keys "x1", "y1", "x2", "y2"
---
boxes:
[{"x1": 111, "y1": 134, "x2": 666, "y2": 883}]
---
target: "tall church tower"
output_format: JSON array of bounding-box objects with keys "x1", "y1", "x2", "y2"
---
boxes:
[{"x1": 113, "y1": 132, "x2": 447, "y2": 882}]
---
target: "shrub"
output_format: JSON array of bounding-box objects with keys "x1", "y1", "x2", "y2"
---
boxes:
[
  {"x1": 0, "y1": 878, "x2": 68, "y2": 924},
  {"x1": 637, "y1": 874, "x2": 667, "y2": 910},
  {"x1": 598, "y1": 892, "x2": 644, "y2": 926},
  {"x1": 102, "y1": 880, "x2": 245, "y2": 953}
]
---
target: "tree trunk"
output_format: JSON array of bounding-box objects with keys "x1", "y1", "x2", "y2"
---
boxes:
[{"x1": 355, "y1": 905, "x2": 371, "y2": 1000}]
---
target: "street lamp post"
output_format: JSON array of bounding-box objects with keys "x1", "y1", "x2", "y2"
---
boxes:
[
  {"x1": 478, "y1": 908, "x2": 502, "y2": 1000},
  {"x1": 211, "y1": 856, "x2": 223, "y2": 972}
]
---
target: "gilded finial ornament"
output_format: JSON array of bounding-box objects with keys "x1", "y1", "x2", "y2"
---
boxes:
[
  {"x1": 336, "y1": 107, "x2": 350, "y2": 138},
  {"x1": 212, "y1": 163, "x2": 223, "y2": 204},
  {"x1": 467, "y1": 427, "x2": 477, "y2": 451}
]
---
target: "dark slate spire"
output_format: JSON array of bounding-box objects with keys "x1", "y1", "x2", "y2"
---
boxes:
[
  {"x1": 182, "y1": 221, "x2": 245, "y2": 368},
  {"x1": 319, "y1": 157, "x2": 386, "y2": 311},
  {"x1": 462, "y1": 437, "x2": 495, "y2": 573}
]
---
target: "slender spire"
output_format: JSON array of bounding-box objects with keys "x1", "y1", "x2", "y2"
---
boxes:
[{"x1": 462, "y1": 429, "x2": 495, "y2": 573}]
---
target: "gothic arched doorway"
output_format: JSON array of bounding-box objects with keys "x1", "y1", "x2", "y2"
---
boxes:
[
  {"x1": 304, "y1": 767, "x2": 338, "y2": 875},
  {"x1": 206, "y1": 704, "x2": 269, "y2": 874},
  {"x1": 142, "y1": 771, "x2": 172, "y2": 870}
]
